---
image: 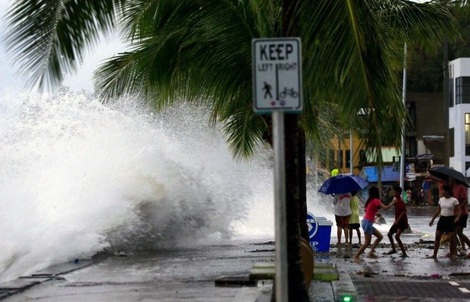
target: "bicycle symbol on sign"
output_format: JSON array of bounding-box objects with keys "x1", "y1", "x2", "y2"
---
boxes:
[{"x1": 279, "y1": 87, "x2": 299, "y2": 98}]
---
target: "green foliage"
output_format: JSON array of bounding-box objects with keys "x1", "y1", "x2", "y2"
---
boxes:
[
  {"x1": 297, "y1": 0, "x2": 457, "y2": 165},
  {"x1": 5, "y1": 0, "x2": 459, "y2": 161},
  {"x1": 5, "y1": 0, "x2": 126, "y2": 91}
]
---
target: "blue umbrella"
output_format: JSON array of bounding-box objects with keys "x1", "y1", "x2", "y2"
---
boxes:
[{"x1": 318, "y1": 174, "x2": 369, "y2": 195}]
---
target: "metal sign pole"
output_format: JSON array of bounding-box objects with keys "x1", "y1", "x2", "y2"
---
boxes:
[
  {"x1": 252, "y1": 37, "x2": 301, "y2": 301},
  {"x1": 273, "y1": 110, "x2": 288, "y2": 301},
  {"x1": 400, "y1": 43, "x2": 407, "y2": 190}
]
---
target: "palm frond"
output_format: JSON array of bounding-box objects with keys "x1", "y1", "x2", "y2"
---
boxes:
[
  {"x1": 375, "y1": 0, "x2": 460, "y2": 50},
  {"x1": 5, "y1": 0, "x2": 459, "y2": 160},
  {"x1": 223, "y1": 109, "x2": 267, "y2": 158},
  {"x1": 5, "y1": 0, "x2": 125, "y2": 91},
  {"x1": 296, "y1": 0, "x2": 455, "y2": 166}
]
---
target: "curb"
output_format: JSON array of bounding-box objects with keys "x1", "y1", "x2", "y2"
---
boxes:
[
  {"x1": 0, "y1": 259, "x2": 93, "y2": 300},
  {"x1": 249, "y1": 261, "x2": 339, "y2": 282},
  {"x1": 332, "y1": 273, "x2": 358, "y2": 302}
]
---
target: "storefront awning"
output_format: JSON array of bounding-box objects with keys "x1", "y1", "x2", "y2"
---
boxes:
[{"x1": 362, "y1": 166, "x2": 401, "y2": 183}]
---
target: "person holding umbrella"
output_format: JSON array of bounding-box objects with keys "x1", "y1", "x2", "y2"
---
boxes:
[
  {"x1": 333, "y1": 192, "x2": 352, "y2": 247},
  {"x1": 354, "y1": 186, "x2": 392, "y2": 261},
  {"x1": 449, "y1": 177, "x2": 470, "y2": 256},
  {"x1": 428, "y1": 166, "x2": 470, "y2": 256},
  {"x1": 318, "y1": 173, "x2": 369, "y2": 247}
]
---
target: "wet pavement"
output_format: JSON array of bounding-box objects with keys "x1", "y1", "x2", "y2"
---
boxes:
[
  {"x1": 4, "y1": 206, "x2": 470, "y2": 301},
  {"x1": 312, "y1": 206, "x2": 470, "y2": 301},
  {"x1": 315, "y1": 241, "x2": 470, "y2": 301},
  {"x1": 0, "y1": 242, "x2": 275, "y2": 302}
]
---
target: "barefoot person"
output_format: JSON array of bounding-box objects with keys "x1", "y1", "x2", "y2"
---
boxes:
[
  {"x1": 385, "y1": 186, "x2": 408, "y2": 258},
  {"x1": 354, "y1": 186, "x2": 391, "y2": 261},
  {"x1": 349, "y1": 190, "x2": 362, "y2": 246},
  {"x1": 428, "y1": 184, "x2": 461, "y2": 259},
  {"x1": 448, "y1": 177, "x2": 470, "y2": 256},
  {"x1": 333, "y1": 192, "x2": 352, "y2": 246}
]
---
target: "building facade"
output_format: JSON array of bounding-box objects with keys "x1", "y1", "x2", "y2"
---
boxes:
[
  {"x1": 317, "y1": 58, "x2": 470, "y2": 204},
  {"x1": 449, "y1": 58, "x2": 470, "y2": 176}
]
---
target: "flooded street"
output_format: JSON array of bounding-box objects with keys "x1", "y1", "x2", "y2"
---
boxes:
[
  {"x1": 2, "y1": 242, "x2": 275, "y2": 302},
  {"x1": 328, "y1": 205, "x2": 470, "y2": 278},
  {"x1": 3, "y1": 205, "x2": 470, "y2": 301}
]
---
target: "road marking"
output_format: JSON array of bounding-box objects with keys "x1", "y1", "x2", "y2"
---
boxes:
[{"x1": 447, "y1": 281, "x2": 470, "y2": 294}]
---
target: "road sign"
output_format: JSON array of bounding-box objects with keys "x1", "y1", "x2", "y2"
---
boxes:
[{"x1": 252, "y1": 38, "x2": 302, "y2": 113}]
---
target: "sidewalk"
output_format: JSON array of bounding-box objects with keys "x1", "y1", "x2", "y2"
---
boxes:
[
  {"x1": 250, "y1": 239, "x2": 470, "y2": 301},
  {"x1": 0, "y1": 242, "x2": 272, "y2": 302},
  {"x1": 3, "y1": 240, "x2": 470, "y2": 301},
  {"x1": 311, "y1": 241, "x2": 470, "y2": 301}
]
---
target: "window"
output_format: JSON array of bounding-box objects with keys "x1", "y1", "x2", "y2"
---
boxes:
[
  {"x1": 466, "y1": 114, "x2": 470, "y2": 156},
  {"x1": 456, "y1": 77, "x2": 470, "y2": 104},
  {"x1": 329, "y1": 149, "x2": 335, "y2": 170},
  {"x1": 337, "y1": 150, "x2": 343, "y2": 169},
  {"x1": 449, "y1": 128, "x2": 454, "y2": 157},
  {"x1": 319, "y1": 150, "x2": 327, "y2": 169},
  {"x1": 406, "y1": 136, "x2": 417, "y2": 159},
  {"x1": 449, "y1": 77, "x2": 454, "y2": 108},
  {"x1": 346, "y1": 150, "x2": 351, "y2": 170},
  {"x1": 359, "y1": 150, "x2": 367, "y2": 164},
  {"x1": 405, "y1": 102, "x2": 416, "y2": 133}
]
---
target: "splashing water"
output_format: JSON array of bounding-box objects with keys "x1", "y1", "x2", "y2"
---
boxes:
[{"x1": 0, "y1": 89, "x2": 330, "y2": 282}]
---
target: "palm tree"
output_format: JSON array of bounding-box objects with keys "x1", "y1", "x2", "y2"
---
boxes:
[{"x1": 5, "y1": 1, "x2": 459, "y2": 300}]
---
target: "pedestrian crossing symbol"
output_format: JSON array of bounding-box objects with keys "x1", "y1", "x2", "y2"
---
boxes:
[{"x1": 252, "y1": 38, "x2": 302, "y2": 113}]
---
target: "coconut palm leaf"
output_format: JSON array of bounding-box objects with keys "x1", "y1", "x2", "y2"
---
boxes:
[
  {"x1": 5, "y1": 0, "x2": 125, "y2": 91},
  {"x1": 297, "y1": 0, "x2": 458, "y2": 165},
  {"x1": 5, "y1": 0, "x2": 459, "y2": 158},
  {"x1": 4, "y1": 2, "x2": 460, "y2": 300},
  {"x1": 93, "y1": 0, "x2": 271, "y2": 156}
]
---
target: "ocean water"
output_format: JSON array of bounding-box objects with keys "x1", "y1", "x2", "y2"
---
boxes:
[{"x1": 0, "y1": 89, "x2": 331, "y2": 282}]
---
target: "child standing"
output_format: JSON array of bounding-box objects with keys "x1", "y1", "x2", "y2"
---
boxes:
[
  {"x1": 349, "y1": 190, "x2": 362, "y2": 246},
  {"x1": 333, "y1": 193, "x2": 352, "y2": 246},
  {"x1": 385, "y1": 186, "x2": 408, "y2": 257}
]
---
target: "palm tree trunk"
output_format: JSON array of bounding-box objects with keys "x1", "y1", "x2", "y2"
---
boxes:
[
  {"x1": 284, "y1": 114, "x2": 309, "y2": 301},
  {"x1": 273, "y1": 0, "x2": 310, "y2": 300},
  {"x1": 298, "y1": 128, "x2": 309, "y2": 241}
]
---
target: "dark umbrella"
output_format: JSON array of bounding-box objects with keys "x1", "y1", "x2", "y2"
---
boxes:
[
  {"x1": 318, "y1": 174, "x2": 369, "y2": 195},
  {"x1": 428, "y1": 166, "x2": 469, "y2": 187}
]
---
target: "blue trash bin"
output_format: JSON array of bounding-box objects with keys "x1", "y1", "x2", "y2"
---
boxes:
[{"x1": 306, "y1": 212, "x2": 333, "y2": 252}]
